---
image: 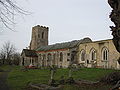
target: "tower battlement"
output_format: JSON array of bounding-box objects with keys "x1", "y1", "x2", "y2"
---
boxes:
[{"x1": 32, "y1": 25, "x2": 49, "y2": 30}]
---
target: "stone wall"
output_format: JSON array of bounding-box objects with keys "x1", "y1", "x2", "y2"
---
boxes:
[
  {"x1": 78, "y1": 39, "x2": 120, "y2": 69},
  {"x1": 20, "y1": 53, "x2": 38, "y2": 66},
  {"x1": 37, "y1": 49, "x2": 71, "y2": 68}
]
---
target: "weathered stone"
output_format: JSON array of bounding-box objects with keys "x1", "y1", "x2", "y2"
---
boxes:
[
  {"x1": 75, "y1": 80, "x2": 100, "y2": 86},
  {"x1": 66, "y1": 77, "x2": 75, "y2": 84},
  {"x1": 100, "y1": 72, "x2": 120, "y2": 85},
  {"x1": 21, "y1": 24, "x2": 120, "y2": 69},
  {"x1": 27, "y1": 82, "x2": 63, "y2": 90},
  {"x1": 30, "y1": 25, "x2": 49, "y2": 50}
]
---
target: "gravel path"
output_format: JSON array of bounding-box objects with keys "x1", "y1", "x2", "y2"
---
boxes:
[{"x1": 0, "y1": 68, "x2": 12, "y2": 90}]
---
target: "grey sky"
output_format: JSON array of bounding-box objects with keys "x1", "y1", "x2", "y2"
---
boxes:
[{"x1": 0, "y1": 0, "x2": 113, "y2": 52}]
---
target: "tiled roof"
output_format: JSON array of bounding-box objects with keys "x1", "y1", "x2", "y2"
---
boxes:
[
  {"x1": 21, "y1": 49, "x2": 38, "y2": 57},
  {"x1": 36, "y1": 37, "x2": 92, "y2": 51}
]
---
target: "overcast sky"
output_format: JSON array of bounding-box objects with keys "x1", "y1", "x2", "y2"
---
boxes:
[{"x1": 0, "y1": 0, "x2": 113, "y2": 52}]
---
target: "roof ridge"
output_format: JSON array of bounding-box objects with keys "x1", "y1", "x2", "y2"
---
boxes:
[{"x1": 36, "y1": 37, "x2": 92, "y2": 52}]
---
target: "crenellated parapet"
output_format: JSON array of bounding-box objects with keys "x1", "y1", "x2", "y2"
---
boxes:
[{"x1": 32, "y1": 25, "x2": 49, "y2": 30}]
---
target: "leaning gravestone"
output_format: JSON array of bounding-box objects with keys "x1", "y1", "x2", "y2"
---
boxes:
[{"x1": 108, "y1": 0, "x2": 120, "y2": 53}]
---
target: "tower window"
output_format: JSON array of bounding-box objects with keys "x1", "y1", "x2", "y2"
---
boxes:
[
  {"x1": 42, "y1": 32, "x2": 44, "y2": 39},
  {"x1": 38, "y1": 34, "x2": 40, "y2": 38},
  {"x1": 60, "y1": 52, "x2": 63, "y2": 61},
  {"x1": 67, "y1": 53, "x2": 70, "y2": 56}
]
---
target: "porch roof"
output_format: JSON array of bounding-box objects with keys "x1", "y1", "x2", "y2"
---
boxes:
[{"x1": 21, "y1": 49, "x2": 38, "y2": 57}]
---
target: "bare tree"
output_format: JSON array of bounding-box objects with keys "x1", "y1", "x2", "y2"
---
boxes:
[
  {"x1": 0, "y1": 0, "x2": 28, "y2": 30},
  {"x1": 0, "y1": 51, "x2": 6, "y2": 64},
  {"x1": 12, "y1": 52, "x2": 21, "y2": 65},
  {"x1": 0, "y1": 41, "x2": 16, "y2": 64}
]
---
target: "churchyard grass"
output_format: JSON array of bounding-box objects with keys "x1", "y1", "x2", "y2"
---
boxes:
[
  {"x1": 0, "y1": 65, "x2": 11, "y2": 75},
  {"x1": 7, "y1": 66, "x2": 117, "y2": 90},
  {"x1": 0, "y1": 65, "x2": 11, "y2": 71}
]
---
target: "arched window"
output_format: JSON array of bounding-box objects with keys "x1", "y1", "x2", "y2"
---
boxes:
[
  {"x1": 47, "y1": 53, "x2": 52, "y2": 66},
  {"x1": 35, "y1": 36, "x2": 36, "y2": 41},
  {"x1": 102, "y1": 47, "x2": 109, "y2": 61},
  {"x1": 42, "y1": 54, "x2": 46, "y2": 67},
  {"x1": 60, "y1": 52, "x2": 63, "y2": 61},
  {"x1": 90, "y1": 49, "x2": 96, "y2": 61},
  {"x1": 39, "y1": 54, "x2": 41, "y2": 60},
  {"x1": 53, "y1": 54, "x2": 56, "y2": 65},
  {"x1": 80, "y1": 50, "x2": 85, "y2": 61},
  {"x1": 47, "y1": 53, "x2": 52, "y2": 61},
  {"x1": 38, "y1": 54, "x2": 41, "y2": 65},
  {"x1": 42, "y1": 32, "x2": 44, "y2": 39},
  {"x1": 22, "y1": 58, "x2": 24, "y2": 66},
  {"x1": 43, "y1": 54, "x2": 46, "y2": 60},
  {"x1": 38, "y1": 34, "x2": 40, "y2": 38}
]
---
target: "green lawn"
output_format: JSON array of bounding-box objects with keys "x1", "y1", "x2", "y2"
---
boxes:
[
  {"x1": 0, "y1": 65, "x2": 11, "y2": 75},
  {"x1": 6, "y1": 66, "x2": 117, "y2": 90},
  {"x1": 0, "y1": 65, "x2": 11, "y2": 71}
]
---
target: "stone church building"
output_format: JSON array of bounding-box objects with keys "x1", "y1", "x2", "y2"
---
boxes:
[{"x1": 21, "y1": 25, "x2": 120, "y2": 69}]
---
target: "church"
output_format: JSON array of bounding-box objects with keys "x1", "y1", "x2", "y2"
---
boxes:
[{"x1": 21, "y1": 25, "x2": 120, "y2": 69}]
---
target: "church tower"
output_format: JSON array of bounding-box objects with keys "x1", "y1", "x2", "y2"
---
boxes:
[{"x1": 30, "y1": 25, "x2": 49, "y2": 50}]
